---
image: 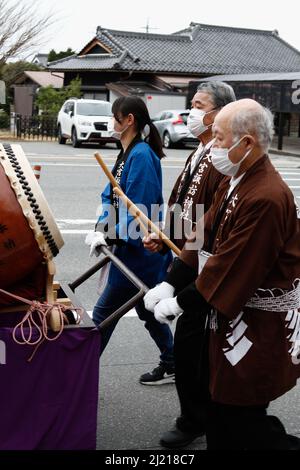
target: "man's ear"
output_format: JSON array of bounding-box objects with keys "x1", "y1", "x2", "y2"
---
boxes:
[{"x1": 244, "y1": 134, "x2": 255, "y2": 149}]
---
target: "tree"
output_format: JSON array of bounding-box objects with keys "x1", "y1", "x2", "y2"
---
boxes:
[
  {"x1": 34, "y1": 86, "x2": 63, "y2": 115},
  {"x1": 0, "y1": 0, "x2": 55, "y2": 68},
  {"x1": 64, "y1": 76, "x2": 82, "y2": 100},
  {"x1": 48, "y1": 48, "x2": 76, "y2": 63},
  {"x1": 35, "y1": 76, "x2": 82, "y2": 115},
  {"x1": 0, "y1": 60, "x2": 42, "y2": 113},
  {"x1": 1, "y1": 61, "x2": 42, "y2": 86}
]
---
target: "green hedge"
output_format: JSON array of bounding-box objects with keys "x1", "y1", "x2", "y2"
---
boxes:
[{"x1": 0, "y1": 113, "x2": 9, "y2": 129}]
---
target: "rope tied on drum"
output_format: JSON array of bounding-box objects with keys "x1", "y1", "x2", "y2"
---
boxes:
[{"x1": 0, "y1": 289, "x2": 84, "y2": 361}]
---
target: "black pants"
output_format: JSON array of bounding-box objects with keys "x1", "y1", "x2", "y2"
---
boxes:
[
  {"x1": 174, "y1": 310, "x2": 300, "y2": 450},
  {"x1": 174, "y1": 309, "x2": 210, "y2": 433},
  {"x1": 207, "y1": 401, "x2": 300, "y2": 450}
]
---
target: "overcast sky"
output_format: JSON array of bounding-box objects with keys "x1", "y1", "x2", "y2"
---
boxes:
[{"x1": 37, "y1": 0, "x2": 300, "y2": 55}]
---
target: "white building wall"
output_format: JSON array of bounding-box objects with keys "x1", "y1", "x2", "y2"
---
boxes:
[
  {"x1": 146, "y1": 94, "x2": 186, "y2": 117},
  {"x1": 108, "y1": 90, "x2": 186, "y2": 117}
]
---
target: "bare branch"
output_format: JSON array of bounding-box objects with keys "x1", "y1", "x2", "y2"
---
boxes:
[{"x1": 0, "y1": 0, "x2": 56, "y2": 65}]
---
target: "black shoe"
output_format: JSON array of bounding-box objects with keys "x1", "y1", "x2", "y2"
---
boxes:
[
  {"x1": 160, "y1": 426, "x2": 204, "y2": 449},
  {"x1": 287, "y1": 435, "x2": 300, "y2": 450},
  {"x1": 139, "y1": 362, "x2": 175, "y2": 385}
]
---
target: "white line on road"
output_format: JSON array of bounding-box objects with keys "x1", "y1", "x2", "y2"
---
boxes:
[
  {"x1": 86, "y1": 309, "x2": 137, "y2": 318},
  {"x1": 27, "y1": 161, "x2": 184, "y2": 170},
  {"x1": 31, "y1": 163, "x2": 99, "y2": 167},
  {"x1": 60, "y1": 229, "x2": 90, "y2": 234},
  {"x1": 27, "y1": 154, "x2": 187, "y2": 163},
  {"x1": 29, "y1": 163, "x2": 300, "y2": 174},
  {"x1": 27, "y1": 158, "x2": 299, "y2": 171},
  {"x1": 57, "y1": 219, "x2": 96, "y2": 224}
]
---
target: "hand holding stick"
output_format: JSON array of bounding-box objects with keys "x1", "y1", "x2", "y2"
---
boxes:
[{"x1": 113, "y1": 187, "x2": 181, "y2": 257}]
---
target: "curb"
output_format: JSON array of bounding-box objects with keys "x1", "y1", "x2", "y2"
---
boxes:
[
  {"x1": 0, "y1": 137, "x2": 56, "y2": 142},
  {"x1": 269, "y1": 148, "x2": 300, "y2": 158}
]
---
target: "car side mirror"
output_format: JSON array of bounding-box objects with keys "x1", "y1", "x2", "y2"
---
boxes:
[{"x1": 69, "y1": 111, "x2": 74, "y2": 118}]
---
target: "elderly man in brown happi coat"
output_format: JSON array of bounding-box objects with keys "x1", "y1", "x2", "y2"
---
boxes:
[{"x1": 146, "y1": 98, "x2": 300, "y2": 450}]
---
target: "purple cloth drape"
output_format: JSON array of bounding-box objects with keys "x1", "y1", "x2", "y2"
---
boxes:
[{"x1": 0, "y1": 317, "x2": 101, "y2": 450}]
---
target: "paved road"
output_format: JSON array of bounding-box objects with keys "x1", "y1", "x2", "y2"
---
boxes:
[{"x1": 3, "y1": 140, "x2": 300, "y2": 450}]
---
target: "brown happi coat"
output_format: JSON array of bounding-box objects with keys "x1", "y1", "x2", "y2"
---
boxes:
[
  {"x1": 181, "y1": 155, "x2": 300, "y2": 405},
  {"x1": 166, "y1": 145, "x2": 223, "y2": 250}
]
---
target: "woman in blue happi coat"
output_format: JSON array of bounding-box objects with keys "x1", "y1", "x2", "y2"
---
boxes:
[{"x1": 85, "y1": 97, "x2": 174, "y2": 385}]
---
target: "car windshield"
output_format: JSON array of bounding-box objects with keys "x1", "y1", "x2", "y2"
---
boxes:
[{"x1": 76, "y1": 102, "x2": 112, "y2": 116}]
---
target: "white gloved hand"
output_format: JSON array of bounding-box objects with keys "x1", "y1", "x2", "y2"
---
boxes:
[
  {"x1": 154, "y1": 297, "x2": 183, "y2": 326},
  {"x1": 143, "y1": 282, "x2": 175, "y2": 312},
  {"x1": 85, "y1": 231, "x2": 107, "y2": 257}
]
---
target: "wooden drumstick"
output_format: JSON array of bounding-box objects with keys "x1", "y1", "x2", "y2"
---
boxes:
[
  {"x1": 113, "y1": 187, "x2": 181, "y2": 257},
  {"x1": 95, "y1": 152, "x2": 181, "y2": 255},
  {"x1": 94, "y1": 152, "x2": 149, "y2": 236}
]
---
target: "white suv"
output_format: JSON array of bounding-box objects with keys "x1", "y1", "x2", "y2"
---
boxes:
[{"x1": 57, "y1": 98, "x2": 119, "y2": 148}]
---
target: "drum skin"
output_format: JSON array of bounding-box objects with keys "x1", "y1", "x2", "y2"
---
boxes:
[{"x1": 0, "y1": 143, "x2": 64, "y2": 296}]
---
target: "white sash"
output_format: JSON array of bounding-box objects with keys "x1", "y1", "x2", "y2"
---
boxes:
[{"x1": 198, "y1": 249, "x2": 211, "y2": 275}]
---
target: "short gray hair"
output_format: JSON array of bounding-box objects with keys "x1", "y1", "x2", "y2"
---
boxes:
[
  {"x1": 197, "y1": 81, "x2": 236, "y2": 108},
  {"x1": 231, "y1": 106, "x2": 274, "y2": 150}
]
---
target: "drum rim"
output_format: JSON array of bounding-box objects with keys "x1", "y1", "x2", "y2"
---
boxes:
[{"x1": 0, "y1": 143, "x2": 64, "y2": 259}]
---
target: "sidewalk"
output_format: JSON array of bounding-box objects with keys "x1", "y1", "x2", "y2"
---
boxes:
[
  {"x1": 0, "y1": 131, "x2": 55, "y2": 142},
  {"x1": 270, "y1": 136, "x2": 300, "y2": 158}
]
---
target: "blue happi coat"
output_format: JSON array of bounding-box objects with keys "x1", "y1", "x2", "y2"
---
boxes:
[{"x1": 97, "y1": 138, "x2": 172, "y2": 288}]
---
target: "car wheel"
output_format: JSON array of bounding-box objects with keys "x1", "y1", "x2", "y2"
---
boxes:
[
  {"x1": 57, "y1": 125, "x2": 66, "y2": 144},
  {"x1": 163, "y1": 131, "x2": 173, "y2": 149},
  {"x1": 71, "y1": 127, "x2": 81, "y2": 148}
]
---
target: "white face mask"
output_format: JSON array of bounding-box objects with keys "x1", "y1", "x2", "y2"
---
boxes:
[
  {"x1": 107, "y1": 117, "x2": 128, "y2": 140},
  {"x1": 210, "y1": 137, "x2": 252, "y2": 177},
  {"x1": 187, "y1": 108, "x2": 214, "y2": 138}
]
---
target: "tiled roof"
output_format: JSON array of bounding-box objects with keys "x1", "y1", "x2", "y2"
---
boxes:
[
  {"x1": 15, "y1": 71, "x2": 64, "y2": 88},
  {"x1": 196, "y1": 71, "x2": 300, "y2": 82},
  {"x1": 48, "y1": 23, "x2": 300, "y2": 75}
]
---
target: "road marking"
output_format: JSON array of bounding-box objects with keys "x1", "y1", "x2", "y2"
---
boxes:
[
  {"x1": 27, "y1": 153, "x2": 187, "y2": 162},
  {"x1": 86, "y1": 309, "x2": 137, "y2": 318},
  {"x1": 27, "y1": 156, "x2": 115, "y2": 162},
  {"x1": 31, "y1": 163, "x2": 99, "y2": 167},
  {"x1": 26, "y1": 161, "x2": 185, "y2": 170},
  {"x1": 283, "y1": 178, "x2": 300, "y2": 181},
  {"x1": 27, "y1": 157, "x2": 300, "y2": 169},
  {"x1": 57, "y1": 219, "x2": 96, "y2": 224},
  {"x1": 60, "y1": 229, "x2": 90, "y2": 234}
]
